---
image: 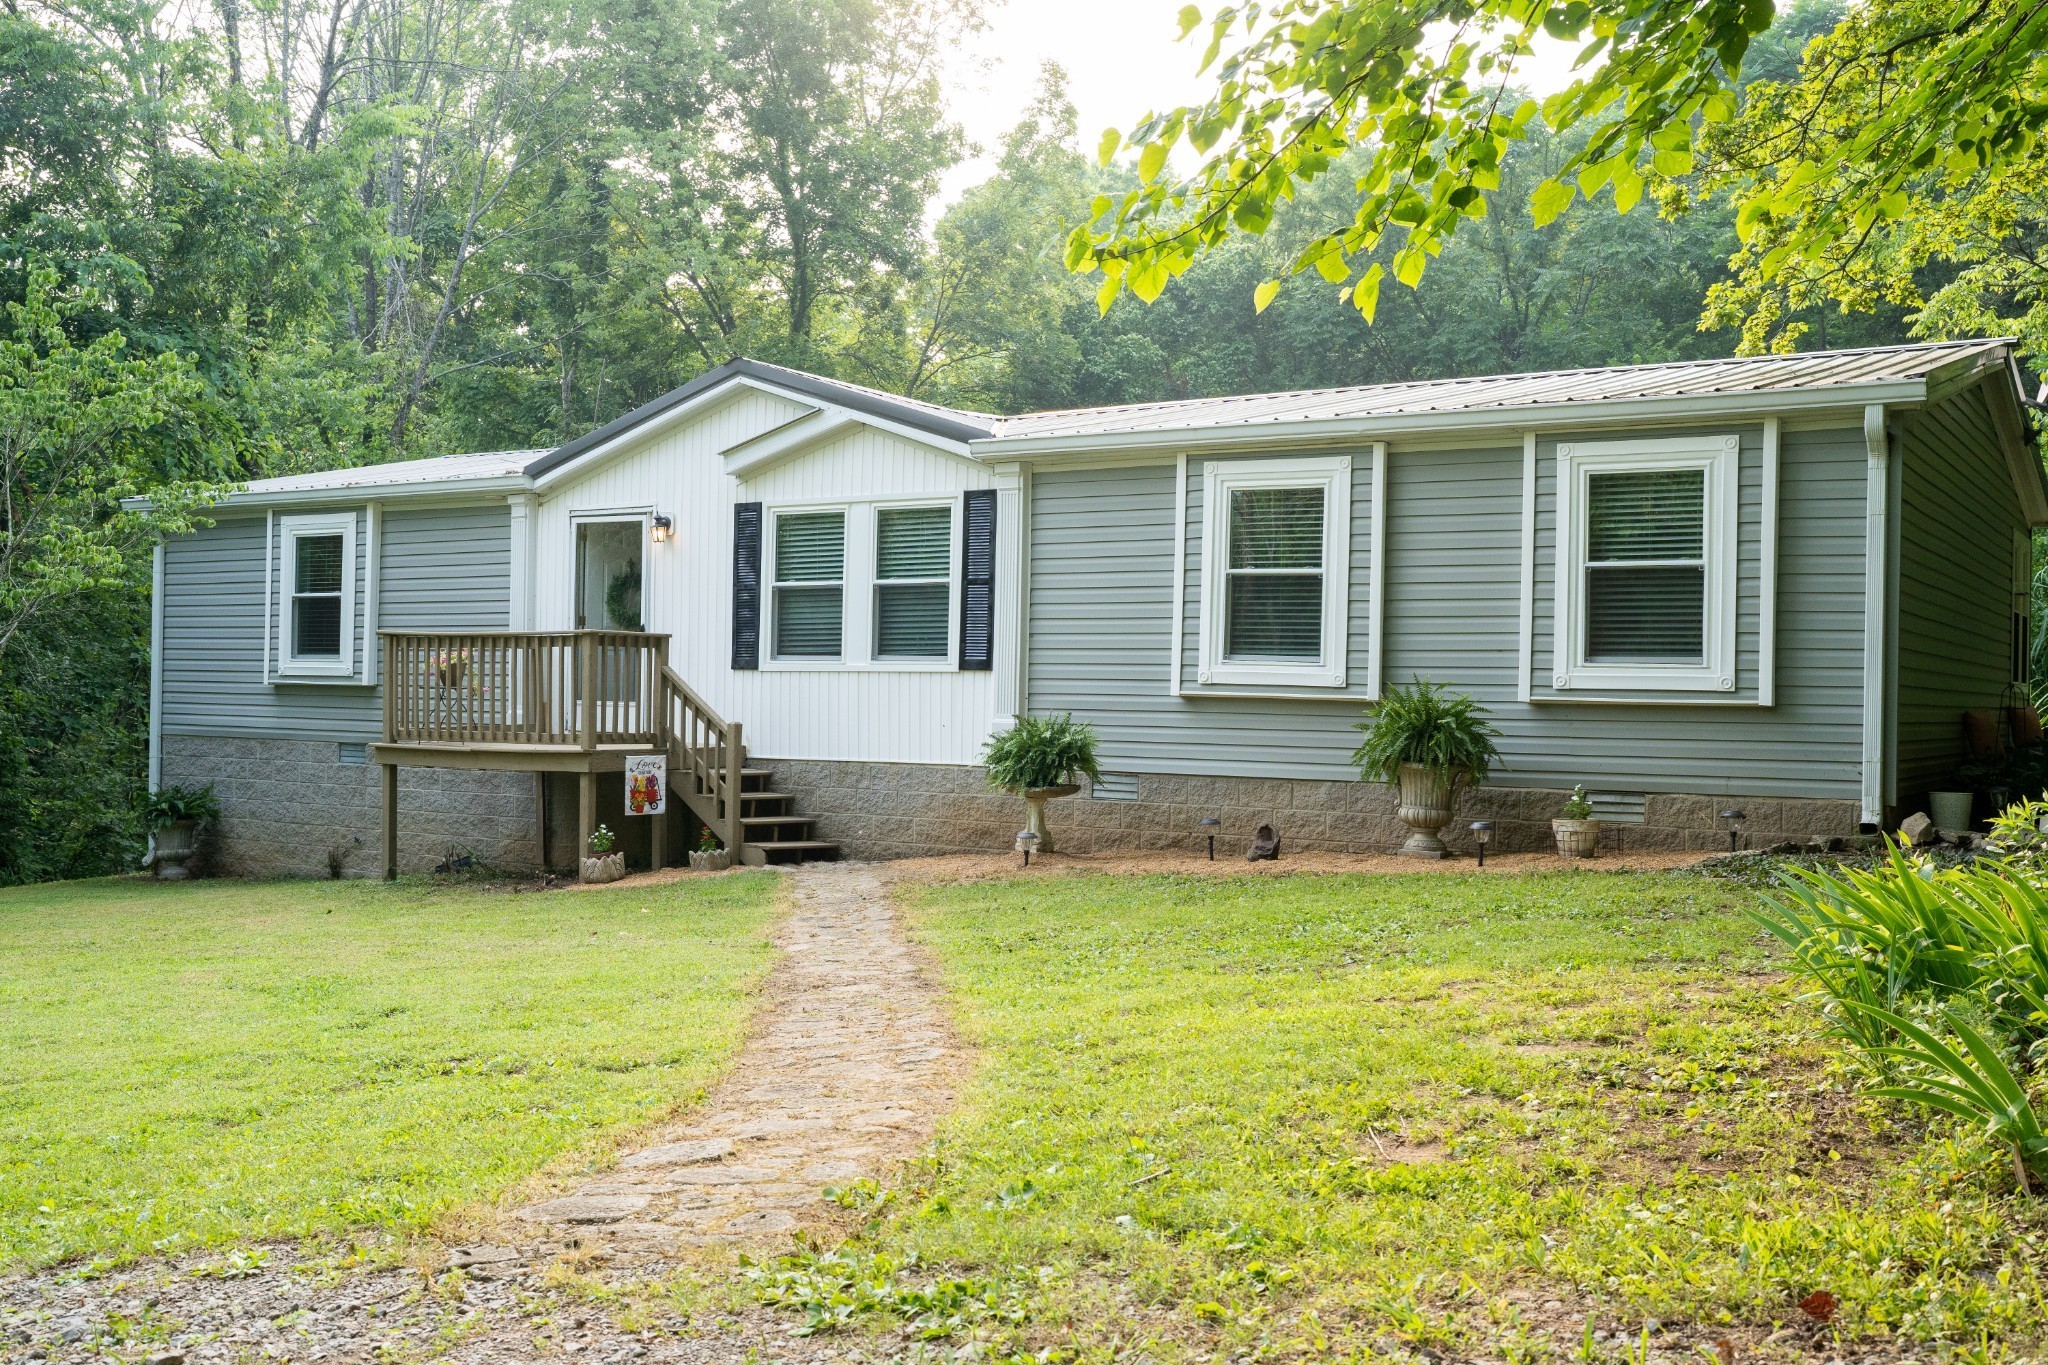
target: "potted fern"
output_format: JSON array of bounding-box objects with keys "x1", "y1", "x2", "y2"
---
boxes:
[
  {"x1": 983, "y1": 714, "x2": 1101, "y2": 855},
  {"x1": 1554, "y1": 785, "x2": 1599, "y2": 858},
  {"x1": 1351, "y1": 679, "x2": 1501, "y2": 859},
  {"x1": 144, "y1": 783, "x2": 220, "y2": 880}
]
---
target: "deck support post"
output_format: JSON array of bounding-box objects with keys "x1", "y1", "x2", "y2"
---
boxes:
[
  {"x1": 381, "y1": 762, "x2": 398, "y2": 880},
  {"x1": 649, "y1": 798, "x2": 666, "y2": 871},
  {"x1": 533, "y1": 772, "x2": 548, "y2": 873},
  {"x1": 725, "y1": 720, "x2": 745, "y2": 855},
  {"x1": 578, "y1": 769, "x2": 596, "y2": 870}
]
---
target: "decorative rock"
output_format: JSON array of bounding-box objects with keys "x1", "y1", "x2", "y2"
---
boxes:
[
  {"x1": 1899, "y1": 812, "x2": 1938, "y2": 847},
  {"x1": 1246, "y1": 823, "x2": 1281, "y2": 862}
]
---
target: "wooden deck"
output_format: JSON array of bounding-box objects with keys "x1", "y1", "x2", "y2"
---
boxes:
[{"x1": 375, "y1": 630, "x2": 748, "y2": 877}]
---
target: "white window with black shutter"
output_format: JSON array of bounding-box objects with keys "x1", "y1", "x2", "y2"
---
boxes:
[
  {"x1": 742, "y1": 495, "x2": 980, "y2": 671},
  {"x1": 1554, "y1": 435, "x2": 1739, "y2": 693},
  {"x1": 1197, "y1": 455, "x2": 1351, "y2": 688},
  {"x1": 277, "y1": 511, "x2": 357, "y2": 677}
]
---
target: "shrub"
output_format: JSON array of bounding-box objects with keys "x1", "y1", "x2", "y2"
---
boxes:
[
  {"x1": 1350, "y1": 678, "x2": 1501, "y2": 787},
  {"x1": 982, "y1": 714, "x2": 1101, "y2": 793},
  {"x1": 142, "y1": 783, "x2": 219, "y2": 832}
]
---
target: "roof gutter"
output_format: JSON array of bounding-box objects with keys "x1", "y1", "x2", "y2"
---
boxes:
[
  {"x1": 971, "y1": 378, "x2": 1936, "y2": 463},
  {"x1": 125, "y1": 473, "x2": 535, "y2": 514}
]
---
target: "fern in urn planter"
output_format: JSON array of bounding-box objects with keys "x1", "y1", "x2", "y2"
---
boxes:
[
  {"x1": 1352, "y1": 679, "x2": 1501, "y2": 859},
  {"x1": 984, "y1": 714, "x2": 1102, "y2": 855}
]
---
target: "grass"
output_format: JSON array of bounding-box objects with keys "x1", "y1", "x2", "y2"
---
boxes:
[
  {"x1": 827, "y1": 869, "x2": 2048, "y2": 1360},
  {"x1": 0, "y1": 871, "x2": 779, "y2": 1272}
]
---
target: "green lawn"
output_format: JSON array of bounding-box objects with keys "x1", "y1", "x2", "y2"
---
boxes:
[
  {"x1": 827, "y1": 870, "x2": 2048, "y2": 1359},
  {"x1": 0, "y1": 872, "x2": 779, "y2": 1272}
]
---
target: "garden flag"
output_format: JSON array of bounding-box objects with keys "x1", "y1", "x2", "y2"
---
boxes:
[{"x1": 625, "y1": 754, "x2": 666, "y2": 816}]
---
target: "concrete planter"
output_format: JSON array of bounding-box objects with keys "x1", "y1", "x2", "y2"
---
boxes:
[
  {"x1": 152, "y1": 819, "x2": 198, "y2": 880},
  {"x1": 689, "y1": 849, "x2": 731, "y2": 872},
  {"x1": 1553, "y1": 818, "x2": 1601, "y2": 858},
  {"x1": 580, "y1": 852, "x2": 626, "y2": 884},
  {"x1": 1020, "y1": 784, "x2": 1081, "y2": 854},
  {"x1": 1395, "y1": 764, "x2": 1455, "y2": 859},
  {"x1": 1929, "y1": 790, "x2": 1973, "y2": 833}
]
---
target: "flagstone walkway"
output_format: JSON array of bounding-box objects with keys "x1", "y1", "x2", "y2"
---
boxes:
[{"x1": 513, "y1": 859, "x2": 965, "y2": 1254}]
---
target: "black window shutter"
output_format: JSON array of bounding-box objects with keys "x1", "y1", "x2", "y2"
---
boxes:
[
  {"x1": 732, "y1": 501, "x2": 763, "y2": 670},
  {"x1": 959, "y1": 489, "x2": 996, "y2": 671}
]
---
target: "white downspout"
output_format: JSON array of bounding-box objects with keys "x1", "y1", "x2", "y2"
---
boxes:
[{"x1": 1861, "y1": 404, "x2": 1890, "y2": 826}]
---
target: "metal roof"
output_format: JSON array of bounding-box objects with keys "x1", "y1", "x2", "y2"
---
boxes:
[
  {"x1": 233, "y1": 450, "x2": 542, "y2": 498},
  {"x1": 983, "y1": 340, "x2": 2014, "y2": 442}
]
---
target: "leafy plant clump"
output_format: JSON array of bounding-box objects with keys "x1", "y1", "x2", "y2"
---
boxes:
[
  {"x1": 1561, "y1": 785, "x2": 1594, "y2": 820},
  {"x1": 983, "y1": 714, "x2": 1101, "y2": 793},
  {"x1": 1753, "y1": 835, "x2": 2048, "y2": 1192},
  {"x1": 588, "y1": 824, "x2": 616, "y2": 855},
  {"x1": 1351, "y1": 678, "x2": 1502, "y2": 787},
  {"x1": 142, "y1": 784, "x2": 220, "y2": 832}
]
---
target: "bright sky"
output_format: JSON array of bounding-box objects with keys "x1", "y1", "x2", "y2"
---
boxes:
[{"x1": 938, "y1": 1, "x2": 1590, "y2": 205}]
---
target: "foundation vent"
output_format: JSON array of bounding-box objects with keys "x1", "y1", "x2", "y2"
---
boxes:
[
  {"x1": 337, "y1": 742, "x2": 369, "y2": 766},
  {"x1": 1090, "y1": 773, "x2": 1140, "y2": 801},
  {"x1": 1589, "y1": 791, "x2": 1646, "y2": 824}
]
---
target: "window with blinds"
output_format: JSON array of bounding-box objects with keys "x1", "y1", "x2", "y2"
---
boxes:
[
  {"x1": 1225, "y1": 486, "x2": 1325, "y2": 660},
  {"x1": 874, "y1": 505, "x2": 951, "y2": 658},
  {"x1": 773, "y1": 510, "x2": 845, "y2": 659},
  {"x1": 1583, "y1": 468, "x2": 1706, "y2": 663},
  {"x1": 291, "y1": 532, "x2": 345, "y2": 658}
]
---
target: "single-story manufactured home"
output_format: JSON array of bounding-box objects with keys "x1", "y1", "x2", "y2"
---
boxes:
[{"x1": 145, "y1": 340, "x2": 2048, "y2": 876}]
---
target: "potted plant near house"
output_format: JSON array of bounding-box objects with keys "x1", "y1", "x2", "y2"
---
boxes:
[
  {"x1": 689, "y1": 826, "x2": 731, "y2": 872},
  {"x1": 1351, "y1": 679, "x2": 1501, "y2": 859},
  {"x1": 1553, "y1": 785, "x2": 1600, "y2": 858},
  {"x1": 144, "y1": 783, "x2": 220, "y2": 880},
  {"x1": 581, "y1": 824, "x2": 626, "y2": 884},
  {"x1": 983, "y1": 714, "x2": 1101, "y2": 856}
]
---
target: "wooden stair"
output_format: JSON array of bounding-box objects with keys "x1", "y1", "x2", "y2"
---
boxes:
[
  {"x1": 731, "y1": 767, "x2": 840, "y2": 866},
  {"x1": 656, "y1": 664, "x2": 836, "y2": 868}
]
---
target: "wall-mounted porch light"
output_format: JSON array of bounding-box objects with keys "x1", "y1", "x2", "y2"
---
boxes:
[{"x1": 649, "y1": 513, "x2": 674, "y2": 543}]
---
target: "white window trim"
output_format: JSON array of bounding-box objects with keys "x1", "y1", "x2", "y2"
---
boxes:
[
  {"x1": 276, "y1": 511, "x2": 358, "y2": 678},
  {"x1": 871, "y1": 498, "x2": 961, "y2": 665},
  {"x1": 1197, "y1": 454, "x2": 1351, "y2": 689},
  {"x1": 759, "y1": 497, "x2": 964, "y2": 673},
  {"x1": 1554, "y1": 435, "x2": 1738, "y2": 693}
]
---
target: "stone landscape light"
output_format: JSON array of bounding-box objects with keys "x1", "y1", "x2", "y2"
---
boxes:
[
  {"x1": 1200, "y1": 815, "x2": 1221, "y2": 861},
  {"x1": 1470, "y1": 820, "x2": 1493, "y2": 867}
]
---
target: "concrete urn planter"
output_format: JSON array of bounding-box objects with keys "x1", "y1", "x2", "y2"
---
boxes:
[
  {"x1": 688, "y1": 849, "x2": 731, "y2": 872},
  {"x1": 152, "y1": 819, "x2": 199, "y2": 880},
  {"x1": 580, "y1": 852, "x2": 627, "y2": 884},
  {"x1": 1553, "y1": 819, "x2": 1601, "y2": 858},
  {"x1": 1020, "y1": 784, "x2": 1082, "y2": 855},
  {"x1": 1395, "y1": 764, "x2": 1456, "y2": 859}
]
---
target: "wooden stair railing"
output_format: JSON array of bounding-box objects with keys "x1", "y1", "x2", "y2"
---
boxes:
[{"x1": 659, "y1": 664, "x2": 746, "y2": 860}]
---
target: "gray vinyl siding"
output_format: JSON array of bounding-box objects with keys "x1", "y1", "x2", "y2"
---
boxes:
[
  {"x1": 1027, "y1": 421, "x2": 1871, "y2": 798},
  {"x1": 160, "y1": 500, "x2": 512, "y2": 742},
  {"x1": 1893, "y1": 383, "x2": 2028, "y2": 802}
]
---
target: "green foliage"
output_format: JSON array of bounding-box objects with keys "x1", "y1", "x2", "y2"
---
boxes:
[
  {"x1": 1752, "y1": 842, "x2": 2048, "y2": 1182},
  {"x1": 141, "y1": 783, "x2": 219, "y2": 832},
  {"x1": 589, "y1": 823, "x2": 616, "y2": 855},
  {"x1": 1561, "y1": 784, "x2": 1594, "y2": 820},
  {"x1": 1350, "y1": 678, "x2": 1501, "y2": 787},
  {"x1": 744, "y1": 1247, "x2": 1027, "y2": 1340},
  {"x1": 982, "y1": 714, "x2": 1102, "y2": 793},
  {"x1": 0, "y1": 871, "x2": 778, "y2": 1269}
]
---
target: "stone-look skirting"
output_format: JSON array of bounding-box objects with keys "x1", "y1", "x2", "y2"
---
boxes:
[
  {"x1": 161, "y1": 734, "x2": 542, "y2": 878},
  {"x1": 759, "y1": 757, "x2": 1863, "y2": 861}
]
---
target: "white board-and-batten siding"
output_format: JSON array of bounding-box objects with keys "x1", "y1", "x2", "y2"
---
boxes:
[
  {"x1": 528, "y1": 387, "x2": 1008, "y2": 766},
  {"x1": 1026, "y1": 423, "x2": 1873, "y2": 798}
]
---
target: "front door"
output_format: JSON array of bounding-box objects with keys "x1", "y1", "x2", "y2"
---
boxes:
[{"x1": 575, "y1": 520, "x2": 644, "y2": 631}]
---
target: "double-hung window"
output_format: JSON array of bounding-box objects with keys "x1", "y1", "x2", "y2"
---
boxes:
[
  {"x1": 1555, "y1": 435, "x2": 1738, "y2": 692},
  {"x1": 874, "y1": 504, "x2": 953, "y2": 659},
  {"x1": 277, "y1": 512, "x2": 356, "y2": 677},
  {"x1": 772, "y1": 510, "x2": 846, "y2": 660},
  {"x1": 1198, "y1": 455, "x2": 1351, "y2": 688}
]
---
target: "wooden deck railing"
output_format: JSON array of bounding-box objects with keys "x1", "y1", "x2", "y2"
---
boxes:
[
  {"x1": 379, "y1": 630, "x2": 744, "y2": 853},
  {"x1": 381, "y1": 630, "x2": 671, "y2": 748}
]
